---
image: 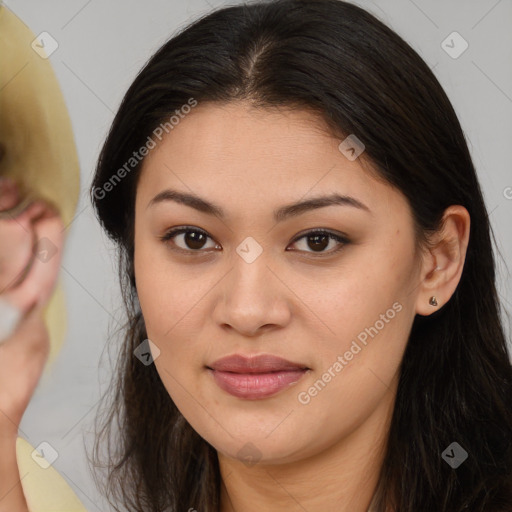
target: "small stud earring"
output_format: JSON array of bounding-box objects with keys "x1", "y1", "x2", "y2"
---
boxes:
[{"x1": 429, "y1": 296, "x2": 438, "y2": 307}]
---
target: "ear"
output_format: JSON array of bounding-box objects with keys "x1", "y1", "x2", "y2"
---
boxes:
[{"x1": 415, "y1": 205, "x2": 470, "y2": 316}]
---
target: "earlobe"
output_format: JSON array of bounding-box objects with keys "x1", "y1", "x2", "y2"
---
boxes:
[{"x1": 415, "y1": 205, "x2": 470, "y2": 316}]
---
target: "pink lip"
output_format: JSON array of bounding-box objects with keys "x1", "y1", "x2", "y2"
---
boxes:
[{"x1": 207, "y1": 354, "x2": 309, "y2": 400}]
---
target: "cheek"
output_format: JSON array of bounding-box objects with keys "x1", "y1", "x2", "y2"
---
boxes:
[
  {"x1": 137, "y1": 275, "x2": 206, "y2": 354},
  {"x1": 297, "y1": 270, "x2": 401, "y2": 342},
  {"x1": 296, "y1": 243, "x2": 415, "y2": 378},
  {"x1": 133, "y1": 244, "x2": 215, "y2": 376},
  {"x1": 134, "y1": 237, "x2": 191, "y2": 338}
]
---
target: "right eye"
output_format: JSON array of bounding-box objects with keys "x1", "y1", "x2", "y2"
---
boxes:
[{"x1": 159, "y1": 226, "x2": 220, "y2": 254}]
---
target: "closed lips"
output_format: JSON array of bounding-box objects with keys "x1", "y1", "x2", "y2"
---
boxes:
[
  {"x1": 207, "y1": 354, "x2": 309, "y2": 373},
  {"x1": 207, "y1": 354, "x2": 310, "y2": 400}
]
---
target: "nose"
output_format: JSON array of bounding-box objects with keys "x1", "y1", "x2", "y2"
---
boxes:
[{"x1": 212, "y1": 251, "x2": 292, "y2": 337}]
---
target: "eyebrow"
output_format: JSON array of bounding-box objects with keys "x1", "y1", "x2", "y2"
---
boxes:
[{"x1": 146, "y1": 188, "x2": 371, "y2": 222}]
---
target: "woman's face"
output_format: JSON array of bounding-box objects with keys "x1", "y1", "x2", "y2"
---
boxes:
[{"x1": 134, "y1": 101, "x2": 424, "y2": 466}]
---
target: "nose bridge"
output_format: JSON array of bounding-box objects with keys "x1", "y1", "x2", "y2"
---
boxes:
[
  {"x1": 227, "y1": 244, "x2": 274, "y2": 309},
  {"x1": 215, "y1": 243, "x2": 290, "y2": 334}
]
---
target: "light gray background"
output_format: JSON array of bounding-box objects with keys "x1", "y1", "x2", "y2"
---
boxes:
[{"x1": 2, "y1": 0, "x2": 511, "y2": 510}]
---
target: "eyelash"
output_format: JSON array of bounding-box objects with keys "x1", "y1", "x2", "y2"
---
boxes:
[{"x1": 158, "y1": 226, "x2": 350, "y2": 257}]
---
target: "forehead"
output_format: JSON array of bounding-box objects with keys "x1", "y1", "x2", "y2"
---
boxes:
[
  {"x1": 136, "y1": 101, "x2": 408, "y2": 222},
  {"x1": 142, "y1": 101, "x2": 342, "y2": 170}
]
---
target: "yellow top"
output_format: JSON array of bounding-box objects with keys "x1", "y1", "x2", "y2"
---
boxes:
[{"x1": 16, "y1": 437, "x2": 87, "y2": 511}]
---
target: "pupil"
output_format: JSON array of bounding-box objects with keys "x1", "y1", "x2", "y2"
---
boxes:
[
  {"x1": 185, "y1": 231, "x2": 206, "y2": 250},
  {"x1": 309, "y1": 234, "x2": 328, "y2": 252}
]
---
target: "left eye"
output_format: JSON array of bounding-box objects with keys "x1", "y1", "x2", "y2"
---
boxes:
[
  {"x1": 289, "y1": 230, "x2": 349, "y2": 255},
  {"x1": 159, "y1": 227, "x2": 349, "y2": 256}
]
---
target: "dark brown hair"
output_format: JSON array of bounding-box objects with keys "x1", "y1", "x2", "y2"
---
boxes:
[{"x1": 89, "y1": 1, "x2": 512, "y2": 510}]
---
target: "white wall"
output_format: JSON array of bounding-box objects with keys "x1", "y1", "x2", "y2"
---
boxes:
[{"x1": 3, "y1": 0, "x2": 511, "y2": 509}]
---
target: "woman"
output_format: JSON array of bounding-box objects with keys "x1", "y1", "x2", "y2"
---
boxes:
[{"x1": 2, "y1": 0, "x2": 512, "y2": 511}]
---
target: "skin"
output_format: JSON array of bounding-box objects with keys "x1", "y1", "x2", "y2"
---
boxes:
[{"x1": 133, "y1": 101, "x2": 470, "y2": 512}]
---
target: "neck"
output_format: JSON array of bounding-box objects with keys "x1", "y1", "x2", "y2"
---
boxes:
[{"x1": 218, "y1": 376, "x2": 397, "y2": 512}]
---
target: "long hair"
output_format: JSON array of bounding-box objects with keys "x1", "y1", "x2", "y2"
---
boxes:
[{"x1": 89, "y1": 1, "x2": 512, "y2": 510}]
